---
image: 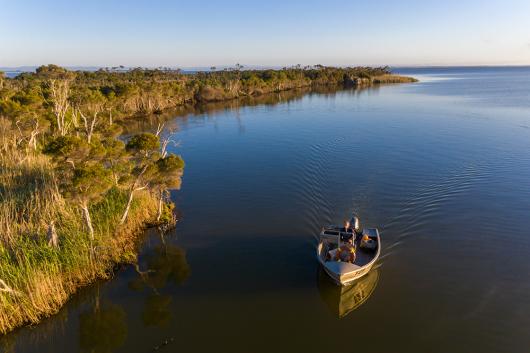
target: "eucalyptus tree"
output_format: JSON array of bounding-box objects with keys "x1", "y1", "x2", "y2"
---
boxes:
[
  {"x1": 150, "y1": 154, "x2": 185, "y2": 222},
  {"x1": 119, "y1": 133, "x2": 160, "y2": 224},
  {"x1": 101, "y1": 138, "x2": 129, "y2": 186},
  {"x1": 43, "y1": 135, "x2": 90, "y2": 170},
  {"x1": 67, "y1": 164, "x2": 112, "y2": 240},
  {"x1": 40, "y1": 66, "x2": 76, "y2": 136},
  {"x1": 43, "y1": 135, "x2": 111, "y2": 240},
  {"x1": 70, "y1": 87, "x2": 106, "y2": 143},
  {"x1": 1, "y1": 82, "x2": 46, "y2": 151}
]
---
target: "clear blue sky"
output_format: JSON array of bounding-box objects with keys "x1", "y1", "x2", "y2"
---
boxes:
[{"x1": 1, "y1": 0, "x2": 530, "y2": 67}]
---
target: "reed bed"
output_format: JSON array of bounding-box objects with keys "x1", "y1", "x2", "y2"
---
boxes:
[{"x1": 0, "y1": 147, "x2": 158, "y2": 334}]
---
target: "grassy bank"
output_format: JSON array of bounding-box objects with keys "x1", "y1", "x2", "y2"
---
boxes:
[{"x1": 0, "y1": 147, "x2": 159, "y2": 334}]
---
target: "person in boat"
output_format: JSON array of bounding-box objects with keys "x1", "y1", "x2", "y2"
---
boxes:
[
  {"x1": 360, "y1": 232, "x2": 377, "y2": 250},
  {"x1": 344, "y1": 220, "x2": 350, "y2": 232},
  {"x1": 335, "y1": 237, "x2": 356, "y2": 263}
]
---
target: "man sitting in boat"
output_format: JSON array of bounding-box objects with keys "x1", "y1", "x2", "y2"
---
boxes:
[
  {"x1": 342, "y1": 220, "x2": 355, "y2": 242},
  {"x1": 360, "y1": 231, "x2": 377, "y2": 250},
  {"x1": 334, "y1": 238, "x2": 356, "y2": 263}
]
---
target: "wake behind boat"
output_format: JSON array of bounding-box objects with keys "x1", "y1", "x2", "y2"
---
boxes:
[{"x1": 317, "y1": 213, "x2": 381, "y2": 286}]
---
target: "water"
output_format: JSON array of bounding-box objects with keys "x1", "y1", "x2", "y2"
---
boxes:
[{"x1": 4, "y1": 67, "x2": 530, "y2": 353}]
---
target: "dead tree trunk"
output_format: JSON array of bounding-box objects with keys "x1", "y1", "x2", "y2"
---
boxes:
[
  {"x1": 81, "y1": 204, "x2": 94, "y2": 240},
  {"x1": 156, "y1": 190, "x2": 164, "y2": 222},
  {"x1": 27, "y1": 118, "x2": 40, "y2": 151},
  {"x1": 47, "y1": 220, "x2": 59, "y2": 248},
  {"x1": 119, "y1": 183, "x2": 147, "y2": 225},
  {"x1": 79, "y1": 110, "x2": 98, "y2": 144},
  {"x1": 120, "y1": 189, "x2": 135, "y2": 225},
  {"x1": 119, "y1": 161, "x2": 150, "y2": 225},
  {"x1": 49, "y1": 79, "x2": 71, "y2": 136},
  {"x1": 155, "y1": 122, "x2": 164, "y2": 137}
]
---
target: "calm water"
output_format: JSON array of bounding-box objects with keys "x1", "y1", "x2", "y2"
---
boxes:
[{"x1": 3, "y1": 67, "x2": 530, "y2": 353}]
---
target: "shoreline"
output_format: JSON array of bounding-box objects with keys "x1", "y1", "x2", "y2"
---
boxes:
[{"x1": 0, "y1": 149, "x2": 163, "y2": 335}]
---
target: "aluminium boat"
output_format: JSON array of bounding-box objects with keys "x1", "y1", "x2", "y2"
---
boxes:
[{"x1": 317, "y1": 213, "x2": 380, "y2": 286}]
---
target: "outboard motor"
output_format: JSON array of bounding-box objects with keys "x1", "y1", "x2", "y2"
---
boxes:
[{"x1": 350, "y1": 213, "x2": 361, "y2": 234}]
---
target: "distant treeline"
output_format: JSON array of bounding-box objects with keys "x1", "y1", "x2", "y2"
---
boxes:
[{"x1": 1, "y1": 64, "x2": 415, "y2": 120}]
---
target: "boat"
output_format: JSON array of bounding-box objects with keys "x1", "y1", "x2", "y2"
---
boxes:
[
  {"x1": 318, "y1": 267, "x2": 379, "y2": 318},
  {"x1": 317, "y1": 213, "x2": 381, "y2": 285}
]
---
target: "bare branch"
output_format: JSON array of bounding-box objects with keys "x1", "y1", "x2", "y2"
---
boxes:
[
  {"x1": 0, "y1": 279, "x2": 20, "y2": 296},
  {"x1": 155, "y1": 122, "x2": 165, "y2": 137}
]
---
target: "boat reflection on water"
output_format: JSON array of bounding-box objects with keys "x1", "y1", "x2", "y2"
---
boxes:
[{"x1": 318, "y1": 267, "x2": 379, "y2": 318}]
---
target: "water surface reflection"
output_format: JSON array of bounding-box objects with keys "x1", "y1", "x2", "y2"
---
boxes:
[{"x1": 318, "y1": 268, "x2": 380, "y2": 318}]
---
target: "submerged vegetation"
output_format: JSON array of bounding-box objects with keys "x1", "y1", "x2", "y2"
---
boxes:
[{"x1": 0, "y1": 64, "x2": 414, "y2": 334}]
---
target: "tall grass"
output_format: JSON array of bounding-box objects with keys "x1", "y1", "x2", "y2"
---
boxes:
[{"x1": 0, "y1": 147, "x2": 158, "y2": 334}]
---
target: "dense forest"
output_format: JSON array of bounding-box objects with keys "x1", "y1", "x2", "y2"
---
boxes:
[{"x1": 0, "y1": 64, "x2": 415, "y2": 334}]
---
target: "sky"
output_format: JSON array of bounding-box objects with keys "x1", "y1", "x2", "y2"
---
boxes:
[{"x1": 1, "y1": 0, "x2": 530, "y2": 68}]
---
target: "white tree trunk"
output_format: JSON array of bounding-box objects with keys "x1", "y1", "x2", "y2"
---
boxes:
[
  {"x1": 81, "y1": 204, "x2": 94, "y2": 240},
  {"x1": 27, "y1": 119, "x2": 40, "y2": 151},
  {"x1": 79, "y1": 110, "x2": 98, "y2": 143},
  {"x1": 49, "y1": 79, "x2": 71, "y2": 136},
  {"x1": 155, "y1": 122, "x2": 164, "y2": 136},
  {"x1": 47, "y1": 220, "x2": 59, "y2": 247},
  {"x1": 156, "y1": 190, "x2": 164, "y2": 222},
  {"x1": 120, "y1": 165, "x2": 149, "y2": 225},
  {"x1": 119, "y1": 189, "x2": 135, "y2": 225}
]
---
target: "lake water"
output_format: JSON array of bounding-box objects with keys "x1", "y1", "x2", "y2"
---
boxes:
[{"x1": 3, "y1": 67, "x2": 530, "y2": 353}]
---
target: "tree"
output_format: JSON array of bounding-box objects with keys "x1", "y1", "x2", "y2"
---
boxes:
[
  {"x1": 44, "y1": 136, "x2": 111, "y2": 240},
  {"x1": 35, "y1": 64, "x2": 69, "y2": 78},
  {"x1": 43, "y1": 135, "x2": 90, "y2": 169},
  {"x1": 67, "y1": 164, "x2": 112, "y2": 240},
  {"x1": 119, "y1": 133, "x2": 160, "y2": 224},
  {"x1": 45, "y1": 78, "x2": 72, "y2": 136},
  {"x1": 150, "y1": 154, "x2": 184, "y2": 221},
  {"x1": 4, "y1": 85, "x2": 46, "y2": 152},
  {"x1": 70, "y1": 87, "x2": 106, "y2": 143},
  {"x1": 101, "y1": 138, "x2": 129, "y2": 186}
]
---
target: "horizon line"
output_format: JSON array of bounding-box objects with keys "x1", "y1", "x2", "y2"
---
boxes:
[{"x1": 2, "y1": 63, "x2": 530, "y2": 72}]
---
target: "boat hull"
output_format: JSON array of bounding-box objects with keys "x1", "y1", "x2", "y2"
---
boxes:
[{"x1": 322, "y1": 261, "x2": 375, "y2": 285}]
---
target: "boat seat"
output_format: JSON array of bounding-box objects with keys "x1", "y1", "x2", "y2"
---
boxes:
[
  {"x1": 362, "y1": 228, "x2": 378, "y2": 238},
  {"x1": 324, "y1": 261, "x2": 361, "y2": 275}
]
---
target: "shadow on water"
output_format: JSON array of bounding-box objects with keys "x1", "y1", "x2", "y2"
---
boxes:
[
  {"x1": 129, "y1": 234, "x2": 191, "y2": 329},
  {"x1": 78, "y1": 297, "x2": 127, "y2": 353},
  {"x1": 0, "y1": 228, "x2": 191, "y2": 353},
  {"x1": 120, "y1": 84, "x2": 382, "y2": 135}
]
